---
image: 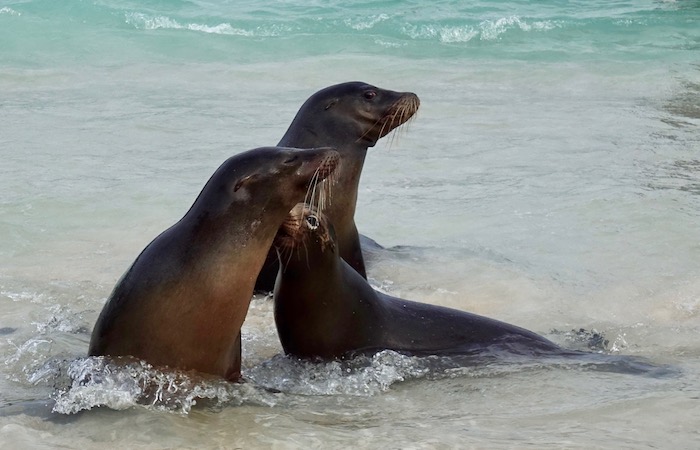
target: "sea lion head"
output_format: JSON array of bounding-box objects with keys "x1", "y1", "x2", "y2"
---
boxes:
[
  {"x1": 288, "y1": 82, "x2": 420, "y2": 148},
  {"x1": 273, "y1": 203, "x2": 336, "y2": 258},
  {"x1": 191, "y1": 146, "x2": 340, "y2": 221}
]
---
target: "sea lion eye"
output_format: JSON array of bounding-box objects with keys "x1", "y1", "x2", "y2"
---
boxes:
[
  {"x1": 283, "y1": 155, "x2": 298, "y2": 165},
  {"x1": 363, "y1": 90, "x2": 376, "y2": 100},
  {"x1": 305, "y1": 215, "x2": 319, "y2": 230}
]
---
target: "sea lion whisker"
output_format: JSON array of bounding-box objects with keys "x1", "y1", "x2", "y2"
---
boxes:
[
  {"x1": 301, "y1": 235, "x2": 311, "y2": 270},
  {"x1": 328, "y1": 174, "x2": 334, "y2": 205},
  {"x1": 316, "y1": 183, "x2": 326, "y2": 215},
  {"x1": 314, "y1": 166, "x2": 333, "y2": 216},
  {"x1": 323, "y1": 177, "x2": 331, "y2": 211},
  {"x1": 313, "y1": 189, "x2": 320, "y2": 214},
  {"x1": 283, "y1": 245, "x2": 295, "y2": 271},
  {"x1": 303, "y1": 177, "x2": 313, "y2": 208},
  {"x1": 355, "y1": 97, "x2": 400, "y2": 143},
  {"x1": 387, "y1": 104, "x2": 419, "y2": 150},
  {"x1": 317, "y1": 185, "x2": 325, "y2": 215},
  {"x1": 308, "y1": 177, "x2": 317, "y2": 209},
  {"x1": 310, "y1": 178, "x2": 321, "y2": 215},
  {"x1": 356, "y1": 116, "x2": 385, "y2": 143},
  {"x1": 304, "y1": 168, "x2": 322, "y2": 211},
  {"x1": 380, "y1": 118, "x2": 391, "y2": 139}
]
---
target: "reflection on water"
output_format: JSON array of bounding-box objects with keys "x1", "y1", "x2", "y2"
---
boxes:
[{"x1": 645, "y1": 159, "x2": 700, "y2": 196}]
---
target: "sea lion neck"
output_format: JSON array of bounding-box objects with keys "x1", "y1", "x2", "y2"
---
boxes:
[
  {"x1": 277, "y1": 231, "x2": 338, "y2": 278},
  {"x1": 278, "y1": 123, "x2": 368, "y2": 152}
]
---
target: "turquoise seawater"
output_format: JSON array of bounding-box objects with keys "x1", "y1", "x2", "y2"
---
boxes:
[
  {"x1": 1, "y1": 0, "x2": 699, "y2": 448},
  {"x1": 1, "y1": 0, "x2": 698, "y2": 66}
]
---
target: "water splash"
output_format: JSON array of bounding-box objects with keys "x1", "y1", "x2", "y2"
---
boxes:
[
  {"x1": 246, "y1": 351, "x2": 431, "y2": 396},
  {"x1": 31, "y1": 352, "x2": 437, "y2": 415},
  {"x1": 40, "y1": 356, "x2": 279, "y2": 415},
  {"x1": 18, "y1": 344, "x2": 677, "y2": 416},
  {"x1": 5, "y1": 337, "x2": 54, "y2": 383},
  {"x1": 32, "y1": 304, "x2": 89, "y2": 334}
]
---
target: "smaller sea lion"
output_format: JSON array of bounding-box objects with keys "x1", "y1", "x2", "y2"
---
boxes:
[{"x1": 272, "y1": 204, "x2": 564, "y2": 360}]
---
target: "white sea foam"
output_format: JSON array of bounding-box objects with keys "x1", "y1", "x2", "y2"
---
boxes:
[
  {"x1": 402, "y1": 16, "x2": 558, "y2": 43},
  {"x1": 482, "y1": 16, "x2": 558, "y2": 39},
  {"x1": 343, "y1": 13, "x2": 390, "y2": 30},
  {"x1": 374, "y1": 38, "x2": 405, "y2": 48},
  {"x1": 124, "y1": 12, "x2": 286, "y2": 37},
  {"x1": 0, "y1": 7, "x2": 20, "y2": 16},
  {"x1": 246, "y1": 351, "x2": 430, "y2": 396},
  {"x1": 47, "y1": 356, "x2": 277, "y2": 415}
]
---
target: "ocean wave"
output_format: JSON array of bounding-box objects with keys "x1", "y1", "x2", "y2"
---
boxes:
[
  {"x1": 122, "y1": 11, "x2": 559, "y2": 43},
  {"x1": 343, "y1": 13, "x2": 390, "y2": 31},
  {"x1": 480, "y1": 16, "x2": 558, "y2": 39},
  {"x1": 124, "y1": 12, "x2": 287, "y2": 37},
  {"x1": 402, "y1": 16, "x2": 559, "y2": 43}
]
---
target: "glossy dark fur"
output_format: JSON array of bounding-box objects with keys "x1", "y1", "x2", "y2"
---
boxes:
[
  {"x1": 272, "y1": 205, "x2": 564, "y2": 360},
  {"x1": 255, "y1": 82, "x2": 419, "y2": 292},
  {"x1": 89, "y1": 147, "x2": 339, "y2": 381}
]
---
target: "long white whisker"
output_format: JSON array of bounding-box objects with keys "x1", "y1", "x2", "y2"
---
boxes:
[
  {"x1": 303, "y1": 168, "x2": 322, "y2": 216},
  {"x1": 284, "y1": 245, "x2": 294, "y2": 270}
]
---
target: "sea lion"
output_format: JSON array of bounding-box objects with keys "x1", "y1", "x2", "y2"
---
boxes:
[
  {"x1": 272, "y1": 204, "x2": 564, "y2": 360},
  {"x1": 88, "y1": 147, "x2": 339, "y2": 382},
  {"x1": 254, "y1": 82, "x2": 420, "y2": 292}
]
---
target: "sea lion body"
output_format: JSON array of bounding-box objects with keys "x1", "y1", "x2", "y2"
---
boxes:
[
  {"x1": 255, "y1": 82, "x2": 420, "y2": 292},
  {"x1": 273, "y1": 204, "x2": 563, "y2": 360},
  {"x1": 89, "y1": 147, "x2": 339, "y2": 381}
]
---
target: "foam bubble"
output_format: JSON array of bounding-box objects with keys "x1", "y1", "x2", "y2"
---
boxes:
[{"x1": 0, "y1": 7, "x2": 20, "y2": 16}]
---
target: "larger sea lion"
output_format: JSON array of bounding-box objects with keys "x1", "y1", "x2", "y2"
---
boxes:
[
  {"x1": 272, "y1": 204, "x2": 565, "y2": 360},
  {"x1": 254, "y1": 82, "x2": 420, "y2": 292},
  {"x1": 88, "y1": 147, "x2": 339, "y2": 382}
]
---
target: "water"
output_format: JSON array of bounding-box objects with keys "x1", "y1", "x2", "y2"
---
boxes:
[{"x1": 1, "y1": 0, "x2": 699, "y2": 447}]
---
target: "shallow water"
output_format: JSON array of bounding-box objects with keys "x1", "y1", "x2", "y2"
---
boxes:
[{"x1": 1, "y1": 0, "x2": 700, "y2": 448}]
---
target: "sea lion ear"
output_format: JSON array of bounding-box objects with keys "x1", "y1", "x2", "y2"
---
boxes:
[
  {"x1": 232, "y1": 174, "x2": 259, "y2": 193},
  {"x1": 324, "y1": 98, "x2": 338, "y2": 110}
]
